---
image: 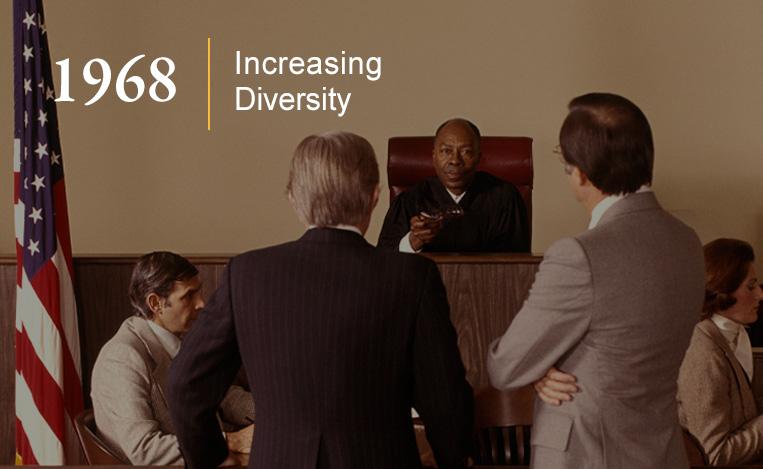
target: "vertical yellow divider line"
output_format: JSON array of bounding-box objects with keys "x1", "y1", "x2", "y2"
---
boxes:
[{"x1": 207, "y1": 37, "x2": 211, "y2": 131}]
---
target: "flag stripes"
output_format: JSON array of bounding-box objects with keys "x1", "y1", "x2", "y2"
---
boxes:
[{"x1": 14, "y1": 0, "x2": 84, "y2": 464}]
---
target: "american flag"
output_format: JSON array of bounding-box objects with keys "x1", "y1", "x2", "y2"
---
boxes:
[{"x1": 13, "y1": 0, "x2": 84, "y2": 464}]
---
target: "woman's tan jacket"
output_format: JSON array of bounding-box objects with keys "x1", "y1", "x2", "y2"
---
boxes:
[{"x1": 677, "y1": 318, "x2": 763, "y2": 465}]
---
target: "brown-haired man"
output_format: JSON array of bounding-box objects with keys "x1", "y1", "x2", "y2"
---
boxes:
[
  {"x1": 488, "y1": 93, "x2": 705, "y2": 469},
  {"x1": 90, "y1": 251, "x2": 254, "y2": 465}
]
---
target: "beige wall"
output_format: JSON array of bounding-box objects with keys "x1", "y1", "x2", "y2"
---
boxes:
[{"x1": 1, "y1": 0, "x2": 762, "y2": 273}]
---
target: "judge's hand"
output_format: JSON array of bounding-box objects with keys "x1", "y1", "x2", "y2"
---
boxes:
[
  {"x1": 226, "y1": 424, "x2": 254, "y2": 454},
  {"x1": 533, "y1": 367, "x2": 579, "y2": 406},
  {"x1": 409, "y1": 214, "x2": 443, "y2": 251}
]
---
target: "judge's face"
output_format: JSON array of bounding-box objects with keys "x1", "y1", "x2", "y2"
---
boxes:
[
  {"x1": 720, "y1": 264, "x2": 763, "y2": 325},
  {"x1": 151, "y1": 275, "x2": 205, "y2": 337},
  {"x1": 432, "y1": 122, "x2": 481, "y2": 195}
]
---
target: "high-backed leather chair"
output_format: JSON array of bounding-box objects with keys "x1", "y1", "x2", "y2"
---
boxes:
[
  {"x1": 473, "y1": 385, "x2": 534, "y2": 466},
  {"x1": 73, "y1": 409, "x2": 126, "y2": 465},
  {"x1": 387, "y1": 136, "x2": 533, "y2": 230}
]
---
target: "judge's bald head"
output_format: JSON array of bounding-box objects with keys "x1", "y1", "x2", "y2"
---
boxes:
[{"x1": 287, "y1": 131, "x2": 380, "y2": 229}]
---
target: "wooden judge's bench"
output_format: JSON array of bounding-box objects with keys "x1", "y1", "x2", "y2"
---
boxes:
[
  {"x1": 1, "y1": 253, "x2": 762, "y2": 467},
  {"x1": 0, "y1": 253, "x2": 540, "y2": 464}
]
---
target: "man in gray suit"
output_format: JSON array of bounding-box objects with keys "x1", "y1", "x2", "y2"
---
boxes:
[
  {"x1": 91, "y1": 252, "x2": 254, "y2": 465},
  {"x1": 487, "y1": 93, "x2": 705, "y2": 469}
]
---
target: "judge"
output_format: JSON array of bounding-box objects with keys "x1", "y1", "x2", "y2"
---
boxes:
[{"x1": 377, "y1": 118, "x2": 530, "y2": 253}]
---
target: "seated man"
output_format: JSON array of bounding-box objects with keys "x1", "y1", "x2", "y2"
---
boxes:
[
  {"x1": 90, "y1": 252, "x2": 254, "y2": 465},
  {"x1": 378, "y1": 118, "x2": 530, "y2": 253},
  {"x1": 167, "y1": 131, "x2": 473, "y2": 469}
]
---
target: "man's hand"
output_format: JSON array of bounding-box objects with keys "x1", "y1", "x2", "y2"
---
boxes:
[
  {"x1": 533, "y1": 367, "x2": 579, "y2": 406},
  {"x1": 409, "y1": 214, "x2": 444, "y2": 251}
]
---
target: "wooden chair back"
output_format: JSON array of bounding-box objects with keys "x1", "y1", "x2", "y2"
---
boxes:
[
  {"x1": 73, "y1": 409, "x2": 126, "y2": 465},
  {"x1": 473, "y1": 385, "x2": 535, "y2": 466}
]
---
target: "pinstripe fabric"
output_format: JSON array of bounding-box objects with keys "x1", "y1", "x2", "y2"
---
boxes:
[{"x1": 168, "y1": 228, "x2": 473, "y2": 469}]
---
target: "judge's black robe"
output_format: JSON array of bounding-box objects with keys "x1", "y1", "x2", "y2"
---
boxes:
[{"x1": 377, "y1": 172, "x2": 530, "y2": 252}]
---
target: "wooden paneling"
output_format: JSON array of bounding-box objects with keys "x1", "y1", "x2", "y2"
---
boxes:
[
  {"x1": 752, "y1": 351, "x2": 763, "y2": 398},
  {"x1": 439, "y1": 262, "x2": 538, "y2": 388},
  {"x1": 0, "y1": 254, "x2": 540, "y2": 464},
  {"x1": 0, "y1": 263, "x2": 16, "y2": 466}
]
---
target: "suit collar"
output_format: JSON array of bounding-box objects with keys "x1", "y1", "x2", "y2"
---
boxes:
[
  {"x1": 126, "y1": 316, "x2": 172, "y2": 406},
  {"x1": 697, "y1": 318, "x2": 736, "y2": 358},
  {"x1": 588, "y1": 186, "x2": 651, "y2": 229},
  {"x1": 697, "y1": 318, "x2": 756, "y2": 415},
  {"x1": 299, "y1": 227, "x2": 371, "y2": 247},
  {"x1": 596, "y1": 191, "x2": 661, "y2": 228}
]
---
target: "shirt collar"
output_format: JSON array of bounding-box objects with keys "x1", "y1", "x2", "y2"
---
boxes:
[
  {"x1": 308, "y1": 224, "x2": 363, "y2": 236},
  {"x1": 446, "y1": 189, "x2": 466, "y2": 204},
  {"x1": 710, "y1": 313, "x2": 744, "y2": 345},
  {"x1": 146, "y1": 319, "x2": 182, "y2": 359},
  {"x1": 588, "y1": 185, "x2": 652, "y2": 229}
]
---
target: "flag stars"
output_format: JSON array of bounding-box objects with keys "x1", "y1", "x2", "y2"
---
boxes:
[
  {"x1": 24, "y1": 79, "x2": 31, "y2": 94},
  {"x1": 27, "y1": 240, "x2": 40, "y2": 256},
  {"x1": 31, "y1": 175, "x2": 45, "y2": 192},
  {"x1": 23, "y1": 44, "x2": 34, "y2": 63},
  {"x1": 38, "y1": 79, "x2": 45, "y2": 89},
  {"x1": 22, "y1": 11, "x2": 36, "y2": 30},
  {"x1": 50, "y1": 151, "x2": 61, "y2": 166},
  {"x1": 24, "y1": 111, "x2": 28, "y2": 128},
  {"x1": 24, "y1": 146, "x2": 28, "y2": 160},
  {"x1": 38, "y1": 110, "x2": 47, "y2": 127},
  {"x1": 34, "y1": 142, "x2": 48, "y2": 159},
  {"x1": 23, "y1": 177, "x2": 28, "y2": 190},
  {"x1": 46, "y1": 86, "x2": 55, "y2": 101},
  {"x1": 28, "y1": 207, "x2": 43, "y2": 224}
]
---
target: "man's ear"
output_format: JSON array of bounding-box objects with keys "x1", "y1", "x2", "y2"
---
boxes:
[
  {"x1": 145, "y1": 293, "x2": 163, "y2": 316},
  {"x1": 371, "y1": 185, "x2": 380, "y2": 210},
  {"x1": 572, "y1": 166, "x2": 590, "y2": 187}
]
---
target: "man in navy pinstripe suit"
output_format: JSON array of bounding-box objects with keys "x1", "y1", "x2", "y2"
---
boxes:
[{"x1": 168, "y1": 131, "x2": 473, "y2": 469}]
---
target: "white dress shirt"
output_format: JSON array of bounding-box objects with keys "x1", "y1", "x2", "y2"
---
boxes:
[
  {"x1": 711, "y1": 313, "x2": 754, "y2": 380},
  {"x1": 309, "y1": 224, "x2": 363, "y2": 236},
  {"x1": 399, "y1": 189, "x2": 465, "y2": 253},
  {"x1": 588, "y1": 185, "x2": 653, "y2": 229},
  {"x1": 147, "y1": 319, "x2": 182, "y2": 359}
]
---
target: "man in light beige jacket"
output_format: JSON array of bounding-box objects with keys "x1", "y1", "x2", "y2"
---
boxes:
[
  {"x1": 487, "y1": 93, "x2": 705, "y2": 469},
  {"x1": 91, "y1": 252, "x2": 254, "y2": 465}
]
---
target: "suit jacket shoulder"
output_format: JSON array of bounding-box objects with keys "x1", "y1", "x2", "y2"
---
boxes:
[{"x1": 91, "y1": 316, "x2": 183, "y2": 465}]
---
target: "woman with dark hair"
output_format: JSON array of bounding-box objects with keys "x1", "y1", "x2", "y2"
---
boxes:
[{"x1": 678, "y1": 238, "x2": 763, "y2": 465}]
